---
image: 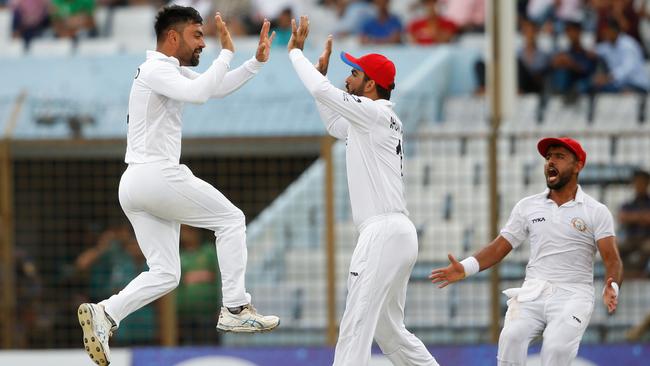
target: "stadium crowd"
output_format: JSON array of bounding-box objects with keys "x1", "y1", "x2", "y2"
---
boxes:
[{"x1": 4, "y1": 0, "x2": 650, "y2": 97}]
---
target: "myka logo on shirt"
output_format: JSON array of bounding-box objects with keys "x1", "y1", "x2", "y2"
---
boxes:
[
  {"x1": 571, "y1": 217, "x2": 587, "y2": 232},
  {"x1": 532, "y1": 217, "x2": 546, "y2": 223}
]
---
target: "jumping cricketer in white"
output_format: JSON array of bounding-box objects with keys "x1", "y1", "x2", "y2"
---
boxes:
[
  {"x1": 288, "y1": 16, "x2": 439, "y2": 366},
  {"x1": 77, "y1": 6, "x2": 279, "y2": 365},
  {"x1": 430, "y1": 137, "x2": 623, "y2": 366}
]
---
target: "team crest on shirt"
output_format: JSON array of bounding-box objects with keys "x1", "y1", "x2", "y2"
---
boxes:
[{"x1": 571, "y1": 217, "x2": 587, "y2": 232}]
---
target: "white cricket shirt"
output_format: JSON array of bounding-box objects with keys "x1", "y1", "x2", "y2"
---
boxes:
[
  {"x1": 125, "y1": 50, "x2": 264, "y2": 164},
  {"x1": 501, "y1": 185, "x2": 615, "y2": 285},
  {"x1": 289, "y1": 49, "x2": 408, "y2": 228}
]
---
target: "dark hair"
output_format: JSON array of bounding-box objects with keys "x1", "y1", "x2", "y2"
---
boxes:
[
  {"x1": 565, "y1": 20, "x2": 582, "y2": 31},
  {"x1": 154, "y1": 5, "x2": 203, "y2": 42},
  {"x1": 605, "y1": 17, "x2": 621, "y2": 32},
  {"x1": 363, "y1": 74, "x2": 393, "y2": 100}
]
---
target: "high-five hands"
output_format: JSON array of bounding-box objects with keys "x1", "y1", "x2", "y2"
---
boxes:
[
  {"x1": 256, "y1": 19, "x2": 276, "y2": 62},
  {"x1": 288, "y1": 15, "x2": 310, "y2": 52},
  {"x1": 429, "y1": 254, "x2": 466, "y2": 288},
  {"x1": 215, "y1": 12, "x2": 234, "y2": 52},
  {"x1": 315, "y1": 35, "x2": 333, "y2": 76}
]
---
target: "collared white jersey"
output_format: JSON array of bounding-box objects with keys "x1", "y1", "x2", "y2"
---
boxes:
[
  {"x1": 289, "y1": 49, "x2": 408, "y2": 228},
  {"x1": 500, "y1": 185, "x2": 615, "y2": 285},
  {"x1": 125, "y1": 50, "x2": 263, "y2": 164}
]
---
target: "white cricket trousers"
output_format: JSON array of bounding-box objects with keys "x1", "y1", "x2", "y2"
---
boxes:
[
  {"x1": 497, "y1": 285, "x2": 594, "y2": 366},
  {"x1": 101, "y1": 161, "x2": 251, "y2": 326},
  {"x1": 333, "y1": 213, "x2": 439, "y2": 366}
]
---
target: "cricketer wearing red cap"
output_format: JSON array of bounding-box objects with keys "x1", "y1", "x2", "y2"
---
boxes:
[
  {"x1": 287, "y1": 16, "x2": 440, "y2": 366},
  {"x1": 431, "y1": 137, "x2": 623, "y2": 366}
]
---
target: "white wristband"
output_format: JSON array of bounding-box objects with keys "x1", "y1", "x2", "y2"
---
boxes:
[
  {"x1": 460, "y1": 256, "x2": 480, "y2": 277},
  {"x1": 603, "y1": 282, "x2": 619, "y2": 298}
]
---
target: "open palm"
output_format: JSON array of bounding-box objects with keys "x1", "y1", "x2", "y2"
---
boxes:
[{"x1": 256, "y1": 19, "x2": 276, "y2": 62}]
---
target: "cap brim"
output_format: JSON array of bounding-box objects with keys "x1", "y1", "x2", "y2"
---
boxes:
[{"x1": 340, "y1": 51, "x2": 363, "y2": 72}]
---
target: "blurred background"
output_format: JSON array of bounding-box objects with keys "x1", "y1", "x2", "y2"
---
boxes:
[{"x1": 1, "y1": 0, "x2": 650, "y2": 365}]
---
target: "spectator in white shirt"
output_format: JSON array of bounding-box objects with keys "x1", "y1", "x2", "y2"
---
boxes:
[{"x1": 593, "y1": 18, "x2": 650, "y2": 92}]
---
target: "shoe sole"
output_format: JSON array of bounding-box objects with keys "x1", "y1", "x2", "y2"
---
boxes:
[
  {"x1": 216, "y1": 319, "x2": 280, "y2": 333},
  {"x1": 78, "y1": 304, "x2": 110, "y2": 365}
]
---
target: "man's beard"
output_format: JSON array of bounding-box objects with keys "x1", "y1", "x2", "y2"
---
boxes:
[
  {"x1": 346, "y1": 82, "x2": 364, "y2": 96},
  {"x1": 180, "y1": 41, "x2": 201, "y2": 66},
  {"x1": 189, "y1": 52, "x2": 200, "y2": 66},
  {"x1": 546, "y1": 169, "x2": 572, "y2": 190}
]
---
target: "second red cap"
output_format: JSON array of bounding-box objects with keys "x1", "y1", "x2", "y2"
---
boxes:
[
  {"x1": 340, "y1": 51, "x2": 396, "y2": 90},
  {"x1": 537, "y1": 137, "x2": 587, "y2": 164}
]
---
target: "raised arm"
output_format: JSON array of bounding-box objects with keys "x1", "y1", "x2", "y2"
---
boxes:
[
  {"x1": 145, "y1": 13, "x2": 235, "y2": 104},
  {"x1": 311, "y1": 35, "x2": 349, "y2": 139},
  {"x1": 181, "y1": 18, "x2": 276, "y2": 98},
  {"x1": 146, "y1": 50, "x2": 232, "y2": 104},
  {"x1": 288, "y1": 16, "x2": 379, "y2": 133}
]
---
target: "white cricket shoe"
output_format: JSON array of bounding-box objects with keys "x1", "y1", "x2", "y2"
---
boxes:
[
  {"x1": 78, "y1": 303, "x2": 116, "y2": 365},
  {"x1": 217, "y1": 304, "x2": 280, "y2": 333}
]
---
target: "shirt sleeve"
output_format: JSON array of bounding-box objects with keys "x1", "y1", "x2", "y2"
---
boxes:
[
  {"x1": 143, "y1": 49, "x2": 233, "y2": 104},
  {"x1": 500, "y1": 200, "x2": 529, "y2": 249},
  {"x1": 315, "y1": 101, "x2": 350, "y2": 140},
  {"x1": 610, "y1": 37, "x2": 643, "y2": 83},
  {"x1": 592, "y1": 203, "x2": 616, "y2": 241},
  {"x1": 180, "y1": 56, "x2": 264, "y2": 98},
  {"x1": 289, "y1": 48, "x2": 380, "y2": 134}
]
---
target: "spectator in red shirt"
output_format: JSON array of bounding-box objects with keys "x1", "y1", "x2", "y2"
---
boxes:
[{"x1": 407, "y1": 0, "x2": 458, "y2": 45}]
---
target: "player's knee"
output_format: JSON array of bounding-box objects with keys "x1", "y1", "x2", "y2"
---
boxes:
[
  {"x1": 542, "y1": 340, "x2": 574, "y2": 359},
  {"x1": 217, "y1": 208, "x2": 246, "y2": 234},
  {"x1": 498, "y1": 325, "x2": 528, "y2": 349},
  {"x1": 155, "y1": 269, "x2": 181, "y2": 291}
]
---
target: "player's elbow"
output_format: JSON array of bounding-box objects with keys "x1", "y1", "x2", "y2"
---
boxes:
[
  {"x1": 187, "y1": 93, "x2": 210, "y2": 104},
  {"x1": 309, "y1": 80, "x2": 332, "y2": 99}
]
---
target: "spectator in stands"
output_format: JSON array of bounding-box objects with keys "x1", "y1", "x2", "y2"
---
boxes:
[
  {"x1": 360, "y1": 0, "x2": 402, "y2": 45},
  {"x1": 518, "y1": 17, "x2": 550, "y2": 94},
  {"x1": 212, "y1": 0, "x2": 254, "y2": 36},
  {"x1": 618, "y1": 170, "x2": 650, "y2": 278},
  {"x1": 407, "y1": 0, "x2": 458, "y2": 45},
  {"x1": 177, "y1": 225, "x2": 221, "y2": 345},
  {"x1": 75, "y1": 223, "x2": 156, "y2": 346},
  {"x1": 76, "y1": 223, "x2": 132, "y2": 302},
  {"x1": 441, "y1": 0, "x2": 484, "y2": 33},
  {"x1": 271, "y1": 7, "x2": 292, "y2": 47},
  {"x1": 51, "y1": 0, "x2": 98, "y2": 39},
  {"x1": 527, "y1": 0, "x2": 585, "y2": 32},
  {"x1": 592, "y1": 18, "x2": 650, "y2": 93},
  {"x1": 624, "y1": 172, "x2": 650, "y2": 343},
  {"x1": 593, "y1": 0, "x2": 644, "y2": 54},
  {"x1": 549, "y1": 20, "x2": 597, "y2": 99},
  {"x1": 9, "y1": 0, "x2": 50, "y2": 47},
  {"x1": 12, "y1": 248, "x2": 43, "y2": 348},
  {"x1": 330, "y1": 0, "x2": 375, "y2": 38}
]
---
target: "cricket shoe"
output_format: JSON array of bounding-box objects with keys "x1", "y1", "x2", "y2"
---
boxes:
[
  {"x1": 78, "y1": 303, "x2": 116, "y2": 365},
  {"x1": 217, "y1": 304, "x2": 280, "y2": 333}
]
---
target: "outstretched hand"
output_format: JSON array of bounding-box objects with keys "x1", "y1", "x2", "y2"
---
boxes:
[
  {"x1": 429, "y1": 254, "x2": 466, "y2": 288},
  {"x1": 288, "y1": 15, "x2": 310, "y2": 52},
  {"x1": 603, "y1": 277, "x2": 618, "y2": 314},
  {"x1": 215, "y1": 12, "x2": 234, "y2": 52},
  {"x1": 315, "y1": 35, "x2": 333, "y2": 76},
  {"x1": 256, "y1": 18, "x2": 276, "y2": 62}
]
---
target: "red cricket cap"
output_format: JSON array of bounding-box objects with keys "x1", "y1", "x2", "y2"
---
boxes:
[
  {"x1": 340, "y1": 51, "x2": 396, "y2": 90},
  {"x1": 537, "y1": 137, "x2": 587, "y2": 164}
]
